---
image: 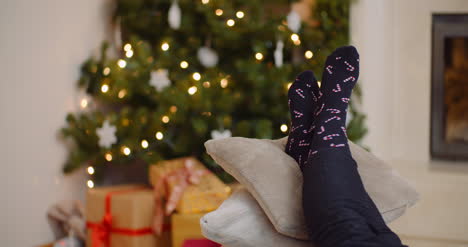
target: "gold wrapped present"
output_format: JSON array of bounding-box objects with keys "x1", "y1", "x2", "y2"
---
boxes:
[
  {"x1": 171, "y1": 213, "x2": 207, "y2": 247},
  {"x1": 85, "y1": 184, "x2": 171, "y2": 247},
  {"x1": 149, "y1": 157, "x2": 231, "y2": 214}
]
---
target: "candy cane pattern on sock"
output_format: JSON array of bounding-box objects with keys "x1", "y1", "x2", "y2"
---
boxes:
[
  {"x1": 294, "y1": 110, "x2": 304, "y2": 118},
  {"x1": 309, "y1": 149, "x2": 318, "y2": 157},
  {"x1": 291, "y1": 124, "x2": 303, "y2": 132},
  {"x1": 324, "y1": 116, "x2": 342, "y2": 123},
  {"x1": 326, "y1": 108, "x2": 341, "y2": 114},
  {"x1": 315, "y1": 103, "x2": 325, "y2": 116},
  {"x1": 344, "y1": 60, "x2": 355, "y2": 71},
  {"x1": 330, "y1": 143, "x2": 346, "y2": 147},
  {"x1": 326, "y1": 65, "x2": 333, "y2": 74},
  {"x1": 288, "y1": 138, "x2": 294, "y2": 151},
  {"x1": 341, "y1": 126, "x2": 348, "y2": 138},
  {"x1": 311, "y1": 91, "x2": 318, "y2": 102},
  {"x1": 296, "y1": 88, "x2": 305, "y2": 98},
  {"x1": 317, "y1": 126, "x2": 325, "y2": 134},
  {"x1": 343, "y1": 76, "x2": 356, "y2": 83},
  {"x1": 299, "y1": 140, "x2": 310, "y2": 146},
  {"x1": 323, "y1": 134, "x2": 340, "y2": 140},
  {"x1": 332, "y1": 84, "x2": 341, "y2": 92},
  {"x1": 341, "y1": 98, "x2": 350, "y2": 103}
]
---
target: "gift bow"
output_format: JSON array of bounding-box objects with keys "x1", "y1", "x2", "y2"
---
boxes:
[
  {"x1": 153, "y1": 158, "x2": 208, "y2": 235},
  {"x1": 89, "y1": 213, "x2": 112, "y2": 247}
]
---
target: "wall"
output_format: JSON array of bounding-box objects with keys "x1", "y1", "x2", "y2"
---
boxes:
[
  {"x1": 351, "y1": 0, "x2": 468, "y2": 245},
  {"x1": 0, "y1": 0, "x2": 110, "y2": 245}
]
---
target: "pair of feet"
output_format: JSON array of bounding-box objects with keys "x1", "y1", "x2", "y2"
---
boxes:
[{"x1": 286, "y1": 46, "x2": 360, "y2": 168}]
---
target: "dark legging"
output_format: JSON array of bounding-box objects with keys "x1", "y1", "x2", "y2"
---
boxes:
[{"x1": 302, "y1": 148, "x2": 407, "y2": 247}]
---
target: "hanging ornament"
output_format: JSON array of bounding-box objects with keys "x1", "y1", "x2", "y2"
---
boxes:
[
  {"x1": 274, "y1": 40, "x2": 284, "y2": 68},
  {"x1": 211, "y1": 129, "x2": 232, "y2": 140},
  {"x1": 168, "y1": 0, "x2": 182, "y2": 30},
  {"x1": 150, "y1": 69, "x2": 171, "y2": 92},
  {"x1": 286, "y1": 10, "x2": 301, "y2": 33},
  {"x1": 96, "y1": 120, "x2": 117, "y2": 148},
  {"x1": 197, "y1": 47, "x2": 219, "y2": 67}
]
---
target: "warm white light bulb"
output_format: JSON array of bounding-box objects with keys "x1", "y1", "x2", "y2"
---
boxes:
[
  {"x1": 80, "y1": 98, "x2": 88, "y2": 109},
  {"x1": 287, "y1": 82, "x2": 293, "y2": 89},
  {"x1": 161, "y1": 42, "x2": 170, "y2": 51},
  {"x1": 280, "y1": 124, "x2": 288, "y2": 133},
  {"x1": 124, "y1": 43, "x2": 132, "y2": 52},
  {"x1": 118, "y1": 59, "x2": 127, "y2": 68},
  {"x1": 162, "y1": 115, "x2": 170, "y2": 123},
  {"x1": 105, "y1": 153, "x2": 113, "y2": 161},
  {"x1": 255, "y1": 52, "x2": 263, "y2": 60},
  {"x1": 203, "y1": 81, "x2": 211, "y2": 88},
  {"x1": 180, "y1": 61, "x2": 189, "y2": 69},
  {"x1": 87, "y1": 180, "x2": 94, "y2": 188},
  {"x1": 201, "y1": 0, "x2": 209, "y2": 4},
  {"x1": 220, "y1": 78, "x2": 228, "y2": 88},
  {"x1": 122, "y1": 146, "x2": 131, "y2": 156},
  {"x1": 215, "y1": 9, "x2": 223, "y2": 16},
  {"x1": 305, "y1": 50, "x2": 313, "y2": 59},
  {"x1": 103, "y1": 67, "x2": 111, "y2": 76},
  {"x1": 87, "y1": 166, "x2": 95, "y2": 175},
  {"x1": 236, "y1": 11, "x2": 244, "y2": 19},
  {"x1": 101, "y1": 84, "x2": 109, "y2": 93},
  {"x1": 125, "y1": 50, "x2": 134, "y2": 58},
  {"x1": 226, "y1": 19, "x2": 235, "y2": 27},
  {"x1": 192, "y1": 72, "x2": 201, "y2": 81},
  {"x1": 118, "y1": 89, "x2": 127, "y2": 99},
  {"x1": 141, "y1": 140, "x2": 149, "y2": 149},
  {"x1": 317, "y1": 81, "x2": 322, "y2": 88},
  {"x1": 155, "y1": 131, "x2": 164, "y2": 140},
  {"x1": 290, "y1": 33, "x2": 299, "y2": 42},
  {"x1": 188, "y1": 86, "x2": 198, "y2": 95}
]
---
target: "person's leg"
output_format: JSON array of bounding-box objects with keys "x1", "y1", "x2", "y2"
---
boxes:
[{"x1": 299, "y1": 46, "x2": 406, "y2": 247}]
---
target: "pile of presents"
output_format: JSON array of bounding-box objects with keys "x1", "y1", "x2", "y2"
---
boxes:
[{"x1": 86, "y1": 157, "x2": 231, "y2": 247}]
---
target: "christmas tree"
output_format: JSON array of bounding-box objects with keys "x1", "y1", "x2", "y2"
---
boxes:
[{"x1": 61, "y1": 0, "x2": 366, "y2": 184}]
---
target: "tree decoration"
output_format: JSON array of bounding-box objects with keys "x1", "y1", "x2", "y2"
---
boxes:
[
  {"x1": 197, "y1": 47, "x2": 219, "y2": 68},
  {"x1": 286, "y1": 10, "x2": 301, "y2": 33},
  {"x1": 211, "y1": 129, "x2": 232, "y2": 140},
  {"x1": 150, "y1": 69, "x2": 171, "y2": 92},
  {"x1": 96, "y1": 120, "x2": 117, "y2": 148},
  {"x1": 274, "y1": 40, "x2": 284, "y2": 68},
  {"x1": 168, "y1": 0, "x2": 182, "y2": 30}
]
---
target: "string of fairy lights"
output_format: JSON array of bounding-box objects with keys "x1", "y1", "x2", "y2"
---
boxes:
[{"x1": 84, "y1": 0, "x2": 315, "y2": 188}]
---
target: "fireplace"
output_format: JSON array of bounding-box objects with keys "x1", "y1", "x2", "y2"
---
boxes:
[{"x1": 431, "y1": 14, "x2": 468, "y2": 160}]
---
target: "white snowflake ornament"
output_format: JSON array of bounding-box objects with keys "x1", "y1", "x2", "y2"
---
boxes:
[
  {"x1": 286, "y1": 10, "x2": 301, "y2": 33},
  {"x1": 274, "y1": 40, "x2": 284, "y2": 68},
  {"x1": 96, "y1": 120, "x2": 117, "y2": 148},
  {"x1": 197, "y1": 47, "x2": 219, "y2": 68},
  {"x1": 168, "y1": 0, "x2": 181, "y2": 30},
  {"x1": 150, "y1": 69, "x2": 171, "y2": 92},
  {"x1": 211, "y1": 129, "x2": 232, "y2": 140}
]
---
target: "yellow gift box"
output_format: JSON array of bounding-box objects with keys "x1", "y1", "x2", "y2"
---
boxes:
[
  {"x1": 171, "y1": 213, "x2": 205, "y2": 247},
  {"x1": 149, "y1": 157, "x2": 231, "y2": 214}
]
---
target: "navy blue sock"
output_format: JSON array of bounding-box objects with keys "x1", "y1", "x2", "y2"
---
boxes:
[
  {"x1": 309, "y1": 46, "x2": 359, "y2": 155},
  {"x1": 285, "y1": 70, "x2": 320, "y2": 167}
]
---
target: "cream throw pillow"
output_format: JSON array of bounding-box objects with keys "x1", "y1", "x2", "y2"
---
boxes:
[
  {"x1": 201, "y1": 188, "x2": 314, "y2": 247},
  {"x1": 204, "y1": 137, "x2": 419, "y2": 240}
]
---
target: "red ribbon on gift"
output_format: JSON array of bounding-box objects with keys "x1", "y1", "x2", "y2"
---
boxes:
[
  {"x1": 153, "y1": 158, "x2": 209, "y2": 235},
  {"x1": 86, "y1": 186, "x2": 160, "y2": 247}
]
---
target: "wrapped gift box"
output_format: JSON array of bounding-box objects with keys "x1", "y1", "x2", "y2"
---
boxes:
[
  {"x1": 171, "y1": 213, "x2": 220, "y2": 247},
  {"x1": 150, "y1": 157, "x2": 231, "y2": 214},
  {"x1": 85, "y1": 184, "x2": 171, "y2": 247}
]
